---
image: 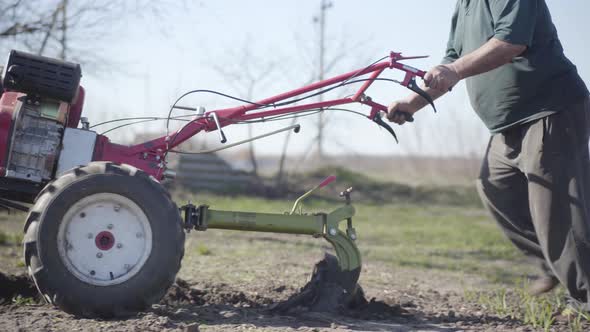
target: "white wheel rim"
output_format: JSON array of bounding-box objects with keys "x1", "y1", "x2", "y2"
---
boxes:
[{"x1": 57, "y1": 193, "x2": 153, "y2": 286}]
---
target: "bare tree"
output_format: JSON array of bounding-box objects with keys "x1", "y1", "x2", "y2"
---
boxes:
[
  {"x1": 210, "y1": 41, "x2": 278, "y2": 176},
  {"x1": 274, "y1": 34, "x2": 373, "y2": 187},
  {"x1": 0, "y1": 0, "x2": 176, "y2": 64}
]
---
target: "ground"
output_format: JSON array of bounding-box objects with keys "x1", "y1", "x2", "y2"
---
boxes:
[{"x1": 0, "y1": 192, "x2": 588, "y2": 331}]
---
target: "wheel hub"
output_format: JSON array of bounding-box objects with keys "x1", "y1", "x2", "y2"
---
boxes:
[
  {"x1": 57, "y1": 193, "x2": 153, "y2": 286},
  {"x1": 95, "y1": 231, "x2": 115, "y2": 251}
]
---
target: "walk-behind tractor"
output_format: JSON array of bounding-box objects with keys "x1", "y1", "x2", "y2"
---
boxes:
[{"x1": 0, "y1": 50, "x2": 435, "y2": 317}]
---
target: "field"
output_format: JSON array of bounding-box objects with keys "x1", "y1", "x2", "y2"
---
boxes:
[{"x1": 0, "y1": 185, "x2": 588, "y2": 331}]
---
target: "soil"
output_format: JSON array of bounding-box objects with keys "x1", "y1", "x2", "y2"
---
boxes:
[{"x1": 0, "y1": 266, "x2": 578, "y2": 332}]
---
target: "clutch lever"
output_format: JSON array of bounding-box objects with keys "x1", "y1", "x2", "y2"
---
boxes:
[
  {"x1": 372, "y1": 112, "x2": 399, "y2": 143},
  {"x1": 407, "y1": 76, "x2": 437, "y2": 113}
]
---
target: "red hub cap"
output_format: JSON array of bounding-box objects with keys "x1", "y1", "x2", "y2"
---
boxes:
[{"x1": 95, "y1": 231, "x2": 115, "y2": 251}]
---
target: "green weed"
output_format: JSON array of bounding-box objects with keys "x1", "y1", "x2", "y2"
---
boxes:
[
  {"x1": 0, "y1": 231, "x2": 23, "y2": 245},
  {"x1": 476, "y1": 288, "x2": 516, "y2": 319},
  {"x1": 196, "y1": 245, "x2": 212, "y2": 256},
  {"x1": 0, "y1": 231, "x2": 8, "y2": 245},
  {"x1": 12, "y1": 295, "x2": 36, "y2": 306},
  {"x1": 463, "y1": 282, "x2": 590, "y2": 331}
]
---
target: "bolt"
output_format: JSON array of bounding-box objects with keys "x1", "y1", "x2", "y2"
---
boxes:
[
  {"x1": 96, "y1": 253, "x2": 103, "y2": 258},
  {"x1": 116, "y1": 243, "x2": 123, "y2": 249},
  {"x1": 90, "y1": 270, "x2": 96, "y2": 276},
  {"x1": 87, "y1": 233, "x2": 93, "y2": 239},
  {"x1": 136, "y1": 232, "x2": 143, "y2": 238},
  {"x1": 80, "y1": 117, "x2": 90, "y2": 130},
  {"x1": 80, "y1": 212, "x2": 86, "y2": 218},
  {"x1": 328, "y1": 228, "x2": 337, "y2": 236},
  {"x1": 107, "y1": 224, "x2": 113, "y2": 230},
  {"x1": 114, "y1": 205, "x2": 120, "y2": 212}
]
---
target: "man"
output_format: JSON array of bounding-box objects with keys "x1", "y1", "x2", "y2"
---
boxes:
[{"x1": 387, "y1": 0, "x2": 590, "y2": 309}]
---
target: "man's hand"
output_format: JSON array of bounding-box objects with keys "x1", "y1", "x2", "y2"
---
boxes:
[
  {"x1": 387, "y1": 100, "x2": 417, "y2": 125},
  {"x1": 424, "y1": 64, "x2": 460, "y2": 92}
]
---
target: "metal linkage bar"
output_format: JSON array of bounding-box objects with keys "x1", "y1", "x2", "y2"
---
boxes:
[
  {"x1": 173, "y1": 124, "x2": 301, "y2": 155},
  {"x1": 0, "y1": 197, "x2": 29, "y2": 212}
]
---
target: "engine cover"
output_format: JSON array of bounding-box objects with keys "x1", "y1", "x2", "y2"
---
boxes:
[{"x1": 4, "y1": 96, "x2": 66, "y2": 182}]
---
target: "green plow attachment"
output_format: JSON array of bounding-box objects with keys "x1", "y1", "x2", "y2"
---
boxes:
[{"x1": 181, "y1": 178, "x2": 362, "y2": 311}]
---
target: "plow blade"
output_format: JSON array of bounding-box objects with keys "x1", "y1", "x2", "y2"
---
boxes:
[
  {"x1": 194, "y1": 204, "x2": 364, "y2": 313},
  {"x1": 272, "y1": 229, "x2": 364, "y2": 313}
]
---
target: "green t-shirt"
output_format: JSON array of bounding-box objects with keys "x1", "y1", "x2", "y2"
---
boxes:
[{"x1": 443, "y1": 0, "x2": 588, "y2": 133}]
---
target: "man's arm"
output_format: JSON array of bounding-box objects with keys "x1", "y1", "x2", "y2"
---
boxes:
[
  {"x1": 388, "y1": 0, "x2": 536, "y2": 124},
  {"x1": 388, "y1": 38, "x2": 526, "y2": 123},
  {"x1": 386, "y1": 1, "x2": 459, "y2": 124},
  {"x1": 426, "y1": 38, "x2": 526, "y2": 91}
]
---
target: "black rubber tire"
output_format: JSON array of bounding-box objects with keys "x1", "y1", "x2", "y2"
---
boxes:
[{"x1": 23, "y1": 162, "x2": 185, "y2": 318}]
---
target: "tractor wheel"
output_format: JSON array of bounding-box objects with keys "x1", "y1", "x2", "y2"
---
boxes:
[{"x1": 23, "y1": 162, "x2": 185, "y2": 318}]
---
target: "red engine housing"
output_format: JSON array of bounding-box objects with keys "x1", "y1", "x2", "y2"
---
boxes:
[{"x1": 0, "y1": 87, "x2": 85, "y2": 179}]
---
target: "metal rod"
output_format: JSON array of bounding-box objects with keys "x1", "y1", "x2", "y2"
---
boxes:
[
  {"x1": 0, "y1": 197, "x2": 29, "y2": 212},
  {"x1": 206, "y1": 209, "x2": 324, "y2": 235},
  {"x1": 352, "y1": 68, "x2": 384, "y2": 101},
  {"x1": 172, "y1": 105, "x2": 197, "y2": 111},
  {"x1": 210, "y1": 112, "x2": 227, "y2": 143},
  {"x1": 238, "y1": 98, "x2": 353, "y2": 121},
  {"x1": 174, "y1": 124, "x2": 301, "y2": 154}
]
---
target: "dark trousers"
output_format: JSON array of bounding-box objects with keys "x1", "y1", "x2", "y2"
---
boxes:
[{"x1": 477, "y1": 97, "x2": 590, "y2": 305}]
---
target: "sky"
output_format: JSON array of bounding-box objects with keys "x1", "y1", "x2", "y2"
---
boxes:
[{"x1": 76, "y1": 0, "x2": 590, "y2": 157}]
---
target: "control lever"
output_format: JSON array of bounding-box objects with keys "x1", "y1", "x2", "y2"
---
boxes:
[
  {"x1": 210, "y1": 112, "x2": 227, "y2": 144},
  {"x1": 407, "y1": 76, "x2": 437, "y2": 113},
  {"x1": 372, "y1": 112, "x2": 399, "y2": 143}
]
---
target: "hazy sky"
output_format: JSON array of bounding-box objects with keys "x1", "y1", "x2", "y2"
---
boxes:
[{"x1": 80, "y1": 0, "x2": 590, "y2": 156}]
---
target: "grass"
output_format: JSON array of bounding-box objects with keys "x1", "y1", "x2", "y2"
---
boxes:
[
  {"x1": 11, "y1": 295, "x2": 36, "y2": 306},
  {"x1": 465, "y1": 283, "x2": 590, "y2": 332},
  {"x1": 299, "y1": 166, "x2": 482, "y2": 207},
  {"x1": 176, "y1": 191, "x2": 527, "y2": 283},
  {"x1": 196, "y1": 244, "x2": 212, "y2": 256},
  {"x1": 0, "y1": 230, "x2": 23, "y2": 246}
]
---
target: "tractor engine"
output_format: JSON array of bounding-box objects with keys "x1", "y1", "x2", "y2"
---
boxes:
[{"x1": 0, "y1": 51, "x2": 89, "y2": 202}]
